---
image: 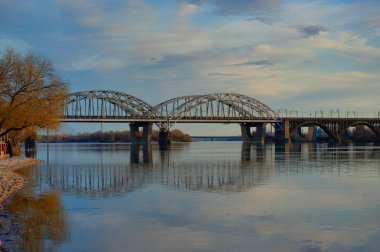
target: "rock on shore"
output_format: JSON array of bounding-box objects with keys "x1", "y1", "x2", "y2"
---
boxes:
[{"x1": 0, "y1": 157, "x2": 41, "y2": 207}]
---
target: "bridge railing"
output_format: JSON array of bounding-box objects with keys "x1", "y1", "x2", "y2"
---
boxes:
[{"x1": 276, "y1": 109, "x2": 380, "y2": 119}]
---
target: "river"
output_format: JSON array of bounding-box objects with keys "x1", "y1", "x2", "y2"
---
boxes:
[{"x1": 2, "y1": 142, "x2": 380, "y2": 252}]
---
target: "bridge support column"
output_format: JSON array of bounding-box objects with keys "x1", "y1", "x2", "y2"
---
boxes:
[
  {"x1": 241, "y1": 123, "x2": 254, "y2": 142},
  {"x1": 275, "y1": 120, "x2": 291, "y2": 144},
  {"x1": 159, "y1": 129, "x2": 171, "y2": 146},
  {"x1": 129, "y1": 123, "x2": 152, "y2": 143},
  {"x1": 255, "y1": 123, "x2": 266, "y2": 144},
  {"x1": 306, "y1": 127, "x2": 315, "y2": 141},
  {"x1": 241, "y1": 123, "x2": 266, "y2": 143}
]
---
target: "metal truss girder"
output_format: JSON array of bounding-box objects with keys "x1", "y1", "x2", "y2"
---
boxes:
[
  {"x1": 65, "y1": 90, "x2": 153, "y2": 117},
  {"x1": 64, "y1": 91, "x2": 280, "y2": 129},
  {"x1": 150, "y1": 95, "x2": 203, "y2": 117},
  {"x1": 166, "y1": 93, "x2": 279, "y2": 121}
]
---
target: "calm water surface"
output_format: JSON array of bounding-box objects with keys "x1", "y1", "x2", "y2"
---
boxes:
[{"x1": 3, "y1": 142, "x2": 380, "y2": 252}]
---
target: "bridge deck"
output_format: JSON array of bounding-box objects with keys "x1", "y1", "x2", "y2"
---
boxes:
[
  {"x1": 61, "y1": 116, "x2": 380, "y2": 123},
  {"x1": 61, "y1": 117, "x2": 279, "y2": 123}
]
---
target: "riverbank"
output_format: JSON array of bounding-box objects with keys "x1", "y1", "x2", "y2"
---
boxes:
[{"x1": 0, "y1": 157, "x2": 41, "y2": 207}]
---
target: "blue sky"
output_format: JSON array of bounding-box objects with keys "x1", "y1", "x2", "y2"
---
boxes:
[{"x1": 1, "y1": 0, "x2": 380, "y2": 135}]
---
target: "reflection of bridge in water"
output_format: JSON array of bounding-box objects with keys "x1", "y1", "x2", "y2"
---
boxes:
[
  {"x1": 40, "y1": 155, "x2": 271, "y2": 197},
  {"x1": 31, "y1": 143, "x2": 380, "y2": 198}
]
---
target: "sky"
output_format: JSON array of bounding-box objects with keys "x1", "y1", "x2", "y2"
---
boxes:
[{"x1": 1, "y1": 0, "x2": 380, "y2": 135}]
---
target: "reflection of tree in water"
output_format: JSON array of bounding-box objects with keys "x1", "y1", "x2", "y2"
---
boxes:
[{"x1": 5, "y1": 166, "x2": 67, "y2": 252}]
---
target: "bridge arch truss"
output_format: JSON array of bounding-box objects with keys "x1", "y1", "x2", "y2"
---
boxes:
[
  {"x1": 151, "y1": 93, "x2": 279, "y2": 128},
  {"x1": 64, "y1": 90, "x2": 153, "y2": 119},
  {"x1": 64, "y1": 91, "x2": 279, "y2": 125}
]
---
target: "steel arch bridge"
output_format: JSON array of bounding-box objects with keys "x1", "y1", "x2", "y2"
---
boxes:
[
  {"x1": 62, "y1": 90, "x2": 380, "y2": 144},
  {"x1": 63, "y1": 90, "x2": 280, "y2": 125}
]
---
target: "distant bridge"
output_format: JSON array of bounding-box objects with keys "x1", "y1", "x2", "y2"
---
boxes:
[{"x1": 62, "y1": 90, "x2": 380, "y2": 144}]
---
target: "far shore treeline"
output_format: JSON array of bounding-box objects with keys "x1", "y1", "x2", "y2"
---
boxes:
[{"x1": 39, "y1": 129, "x2": 192, "y2": 143}]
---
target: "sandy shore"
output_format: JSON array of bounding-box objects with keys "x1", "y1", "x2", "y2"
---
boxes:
[{"x1": 0, "y1": 157, "x2": 41, "y2": 207}]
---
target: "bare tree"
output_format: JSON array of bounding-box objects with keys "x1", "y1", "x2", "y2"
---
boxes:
[{"x1": 0, "y1": 48, "x2": 68, "y2": 139}]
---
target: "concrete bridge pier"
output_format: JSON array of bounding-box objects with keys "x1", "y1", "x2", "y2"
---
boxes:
[
  {"x1": 241, "y1": 123, "x2": 253, "y2": 142},
  {"x1": 275, "y1": 120, "x2": 291, "y2": 144},
  {"x1": 241, "y1": 123, "x2": 266, "y2": 143},
  {"x1": 129, "y1": 123, "x2": 152, "y2": 143}
]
